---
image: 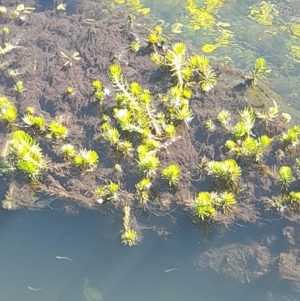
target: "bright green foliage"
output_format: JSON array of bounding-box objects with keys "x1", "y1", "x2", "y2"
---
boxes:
[
  {"x1": 161, "y1": 164, "x2": 181, "y2": 186},
  {"x1": 206, "y1": 159, "x2": 241, "y2": 185},
  {"x1": 22, "y1": 114, "x2": 45, "y2": 130},
  {"x1": 92, "y1": 79, "x2": 102, "y2": 91},
  {"x1": 198, "y1": 63, "x2": 217, "y2": 92},
  {"x1": 107, "y1": 182, "x2": 119, "y2": 201},
  {"x1": 163, "y1": 123, "x2": 176, "y2": 138},
  {"x1": 256, "y1": 101, "x2": 279, "y2": 123},
  {"x1": 288, "y1": 191, "x2": 300, "y2": 210},
  {"x1": 102, "y1": 124, "x2": 121, "y2": 146},
  {"x1": 95, "y1": 90, "x2": 105, "y2": 101},
  {"x1": 0, "y1": 96, "x2": 17, "y2": 123},
  {"x1": 109, "y1": 64, "x2": 162, "y2": 137},
  {"x1": 278, "y1": 166, "x2": 293, "y2": 189},
  {"x1": 227, "y1": 135, "x2": 271, "y2": 161},
  {"x1": 74, "y1": 149, "x2": 99, "y2": 170},
  {"x1": 13, "y1": 81, "x2": 26, "y2": 94},
  {"x1": 121, "y1": 229, "x2": 137, "y2": 246},
  {"x1": 118, "y1": 140, "x2": 134, "y2": 157},
  {"x1": 217, "y1": 110, "x2": 231, "y2": 129},
  {"x1": 49, "y1": 120, "x2": 68, "y2": 140},
  {"x1": 137, "y1": 151, "x2": 160, "y2": 177},
  {"x1": 239, "y1": 107, "x2": 255, "y2": 136},
  {"x1": 61, "y1": 144, "x2": 76, "y2": 159},
  {"x1": 66, "y1": 87, "x2": 73, "y2": 95},
  {"x1": 173, "y1": 104, "x2": 193, "y2": 127},
  {"x1": 217, "y1": 191, "x2": 236, "y2": 213},
  {"x1": 121, "y1": 205, "x2": 137, "y2": 246},
  {"x1": 147, "y1": 25, "x2": 165, "y2": 47},
  {"x1": 135, "y1": 177, "x2": 151, "y2": 203},
  {"x1": 151, "y1": 43, "x2": 216, "y2": 92},
  {"x1": 246, "y1": 57, "x2": 268, "y2": 86},
  {"x1": 192, "y1": 192, "x2": 216, "y2": 220},
  {"x1": 281, "y1": 125, "x2": 300, "y2": 150},
  {"x1": 10, "y1": 130, "x2": 45, "y2": 179}
]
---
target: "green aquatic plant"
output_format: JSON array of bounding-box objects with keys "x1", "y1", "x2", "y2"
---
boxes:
[
  {"x1": 49, "y1": 120, "x2": 68, "y2": 140},
  {"x1": 196, "y1": 56, "x2": 217, "y2": 92},
  {"x1": 137, "y1": 151, "x2": 160, "y2": 178},
  {"x1": 130, "y1": 40, "x2": 140, "y2": 52},
  {"x1": 107, "y1": 182, "x2": 120, "y2": 201},
  {"x1": 161, "y1": 164, "x2": 181, "y2": 186},
  {"x1": 10, "y1": 130, "x2": 45, "y2": 179},
  {"x1": 109, "y1": 64, "x2": 163, "y2": 137},
  {"x1": 217, "y1": 191, "x2": 236, "y2": 214},
  {"x1": 217, "y1": 110, "x2": 231, "y2": 130},
  {"x1": 135, "y1": 177, "x2": 151, "y2": 204},
  {"x1": 66, "y1": 87, "x2": 73, "y2": 95},
  {"x1": 0, "y1": 6, "x2": 7, "y2": 14},
  {"x1": 226, "y1": 135, "x2": 271, "y2": 161},
  {"x1": 147, "y1": 25, "x2": 166, "y2": 50},
  {"x1": 246, "y1": 57, "x2": 268, "y2": 87},
  {"x1": 22, "y1": 113, "x2": 45, "y2": 131},
  {"x1": 192, "y1": 191, "x2": 216, "y2": 221},
  {"x1": 232, "y1": 106, "x2": 255, "y2": 139},
  {"x1": 278, "y1": 166, "x2": 293, "y2": 190},
  {"x1": 92, "y1": 79, "x2": 102, "y2": 91},
  {"x1": 74, "y1": 149, "x2": 99, "y2": 170},
  {"x1": 281, "y1": 125, "x2": 300, "y2": 150},
  {"x1": 13, "y1": 81, "x2": 26, "y2": 94},
  {"x1": 2, "y1": 26, "x2": 9, "y2": 35},
  {"x1": 205, "y1": 119, "x2": 216, "y2": 133},
  {"x1": 92, "y1": 79, "x2": 106, "y2": 101},
  {"x1": 121, "y1": 229, "x2": 138, "y2": 247},
  {"x1": 0, "y1": 96, "x2": 17, "y2": 123},
  {"x1": 61, "y1": 144, "x2": 76, "y2": 160},
  {"x1": 121, "y1": 205, "x2": 137, "y2": 246},
  {"x1": 256, "y1": 101, "x2": 279, "y2": 124},
  {"x1": 205, "y1": 159, "x2": 241, "y2": 186}
]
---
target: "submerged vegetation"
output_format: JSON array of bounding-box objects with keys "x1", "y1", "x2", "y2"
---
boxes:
[{"x1": 0, "y1": 0, "x2": 300, "y2": 269}]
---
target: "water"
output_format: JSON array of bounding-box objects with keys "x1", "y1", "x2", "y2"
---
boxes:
[
  {"x1": 1, "y1": 0, "x2": 300, "y2": 300},
  {"x1": 0, "y1": 203, "x2": 299, "y2": 300}
]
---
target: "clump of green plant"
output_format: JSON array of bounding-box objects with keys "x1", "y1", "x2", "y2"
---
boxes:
[
  {"x1": 9, "y1": 130, "x2": 46, "y2": 179},
  {"x1": 191, "y1": 190, "x2": 237, "y2": 221},
  {"x1": 121, "y1": 205, "x2": 138, "y2": 246},
  {"x1": 10, "y1": 4, "x2": 35, "y2": 21},
  {"x1": 0, "y1": 96, "x2": 17, "y2": 123},
  {"x1": 13, "y1": 81, "x2": 26, "y2": 94},
  {"x1": 256, "y1": 100, "x2": 279, "y2": 124},
  {"x1": 94, "y1": 181, "x2": 121, "y2": 203},
  {"x1": 137, "y1": 149, "x2": 160, "y2": 178},
  {"x1": 281, "y1": 125, "x2": 300, "y2": 151},
  {"x1": 278, "y1": 166, "x2": 293, "y2": 190},
  {"x1": 48, "y1": 119, "x2": 68, "y2": 140},
  {"x1": 205, "y1": 158, "x2": 242, "y2": 187},
  {"x1": 151, "y1": 43, "x2": 216, "y2": 92},
  {"x1": 245, "y1": 57, "x2": 269, "y2": 87},
  {"x1": 92, "y1": 79, "x2": 106, "y2": 101},
  {"x1": 22, "y1": 109, "x2": 45, "y2": 131},
  {"x1": 135, "y1": 177, "x2": 152, "y2": 204},
  {"x1": 192, "y1": 191, "x2": 216, "y2": 220},
  {"x1": 147, "y1": 25, "x2": 166, "y2": 50},
  {"x1": 217, "y1": 106, "x2": 272, "y2": 161},
  {"x1": 161, "y1": 164, "x2": 181, "y2": 186},
  {"x1": 61, "y1": 144, "x2": 76, "y2": 160},
  {"x1": 74, "y1": 149, "x2": 99, "y2": 170}
]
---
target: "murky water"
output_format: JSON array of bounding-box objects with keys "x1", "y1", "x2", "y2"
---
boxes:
[{"x1": 1, "y1": 0, "x2": 300, "y2": 300}]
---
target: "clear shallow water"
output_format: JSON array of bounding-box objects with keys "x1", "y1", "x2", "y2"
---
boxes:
[
  {"x1": 0, "y1": 205, "x2": 299, "y2": 301},
  {"x1": 1, "y1": 0, "x2": 300, "y2": 300}
]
